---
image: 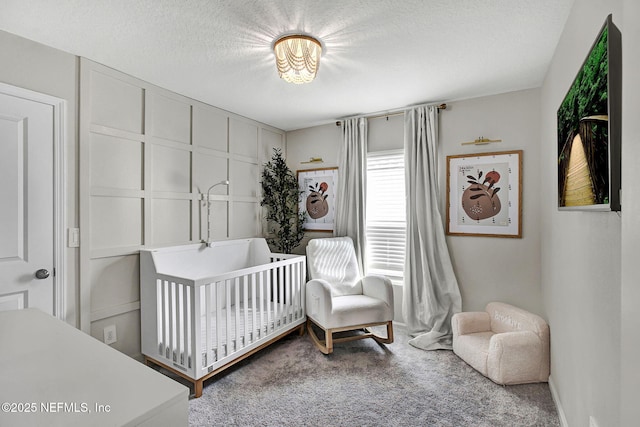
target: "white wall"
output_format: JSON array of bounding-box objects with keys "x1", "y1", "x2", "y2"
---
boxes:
[
  {"x1": 285, "y1": 122, "x2": 342, "y2": 253},
  {"x1": 620, "y1": 0, "x2": 640, "y2": 425},
  {"x1": 287, "y1": 90, "x2": 542, "y2": 321},
  {"x1": 440, "y1": 89, "x2": 542, "y2": 314},
  {"x1": 540, "y1": 1, "x2": 623, "y2": 426}
]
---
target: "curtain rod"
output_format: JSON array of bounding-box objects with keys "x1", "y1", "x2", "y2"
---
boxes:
[{"x1": 336, "y1": 103, "x2": 447, "y2": 126}]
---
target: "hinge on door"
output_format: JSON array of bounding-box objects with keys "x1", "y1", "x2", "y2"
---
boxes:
[{"x1": 53, "y1": 268, "x2": 56, "y2": 277}]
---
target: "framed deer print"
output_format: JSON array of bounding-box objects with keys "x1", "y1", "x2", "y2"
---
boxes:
[
  {"x1": 297, "y1": 167, "x2": 338, "y2": 232},
  {"x1": 446, "y1": 150, "x2": 522, "y2": 238}
]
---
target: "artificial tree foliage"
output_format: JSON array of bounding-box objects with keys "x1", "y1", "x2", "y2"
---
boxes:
[{"x1": 260, "y1": 148, "x2": 305, "y2": 254}]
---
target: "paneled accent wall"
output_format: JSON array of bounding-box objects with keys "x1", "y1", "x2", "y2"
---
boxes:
[{"x1": 79, "y1": 59, "x2": 284, "y2": 357}]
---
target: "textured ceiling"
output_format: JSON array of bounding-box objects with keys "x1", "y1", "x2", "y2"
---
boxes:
[{"x1": 0, "y1": 0, "x2": 574, "y2": 131}]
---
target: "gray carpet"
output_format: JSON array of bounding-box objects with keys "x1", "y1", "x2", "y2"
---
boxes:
[{"x1": 186, "y1": 325, "x2": 559, "y2": 427}]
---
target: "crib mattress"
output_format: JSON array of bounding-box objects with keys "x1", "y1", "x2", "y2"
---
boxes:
[
  {"x1": 160, "y1": 303, "x2": 301, "y2": 369},
  {"x1": 201, "y1": 303, "x2": 303, "y2": 365},
  {"x1": 201, "y1": 303, "x2": 286, "y2": 349}
]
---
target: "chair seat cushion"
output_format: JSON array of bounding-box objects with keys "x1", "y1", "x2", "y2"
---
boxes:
[
  {"x1": 323, "y1": 295, "x2": 392, "y2": 329},
  {"x1": 452, "y1": 331, "x2": 494, "y2": 376}
]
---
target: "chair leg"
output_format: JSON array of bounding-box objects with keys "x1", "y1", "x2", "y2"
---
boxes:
[
  {"x1": 371, "y1": 321, "x2": 394, "y2": 345},
  {"x1": 326, "y1": 329, "x2": 333, "y2": 354},
  {"x1": 307, "y1": 318, "x2": 332, "y2": 354},
  {"x1": 387, "y1": 321, "x2": 394, "y2": 343}
]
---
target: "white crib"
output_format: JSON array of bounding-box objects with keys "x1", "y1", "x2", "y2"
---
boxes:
[{"x1": 140, "y1": 238, "x2": 306, "y2": 397}]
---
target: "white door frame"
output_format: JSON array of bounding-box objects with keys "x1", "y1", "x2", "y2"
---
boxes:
[{"x1": 0, "y1": 82, "x2": 67, "y2": 320}]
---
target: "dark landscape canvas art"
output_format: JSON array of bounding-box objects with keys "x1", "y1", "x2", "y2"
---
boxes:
[{"x1": 557, "y1": 15, "x2": 621, "y2": 211}]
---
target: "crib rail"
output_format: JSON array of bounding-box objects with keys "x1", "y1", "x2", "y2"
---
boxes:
[{"x1": 146, "y1": 253, "x2": 306, "y2": 380}]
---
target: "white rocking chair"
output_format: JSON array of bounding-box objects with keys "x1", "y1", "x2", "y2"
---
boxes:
[{"x1": 305, "y1": 237, "x2": 394, "y2": 354}]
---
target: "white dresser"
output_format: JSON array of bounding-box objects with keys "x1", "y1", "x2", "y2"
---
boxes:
[{"x1": 0, "y1": 309, "x2": 188, "y2": 426}]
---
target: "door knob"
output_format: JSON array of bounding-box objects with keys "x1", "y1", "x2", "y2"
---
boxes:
[{"x1": 35, "y1": 269, "x2": 50, "y2": 279}]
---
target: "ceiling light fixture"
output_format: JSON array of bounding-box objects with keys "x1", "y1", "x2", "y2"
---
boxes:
[{"x1": 273, "y1": 34, "x2": 322, "y2": 84}]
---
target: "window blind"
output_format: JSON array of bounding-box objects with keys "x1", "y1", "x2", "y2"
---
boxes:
[{"x1": 366, "y1": 150, "x2": 406, "y2": 285}]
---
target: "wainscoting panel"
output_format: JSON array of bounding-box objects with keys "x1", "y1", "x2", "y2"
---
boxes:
[
  {"x1": 199, "y1": 200, "x2": 228, "y2": 242},
  {"x1": 79, "y1": 58, "x2": 284, "y2": 357},
  {"x1": 261, "y1": 128, "x2": 285, "y2": 160},
  {"x1": 230, "y1": 117, "x2": 258, "y2": 158},
  {"x1": 150, "y1": 198, "x2": 192, "y2": 246},
  {"x1": 193, "y1": 104, "x2": 228, "y2": 152},
  {"x1": 230, "y1": 159, "x2": 259, "y2": 198},
  {"x1": 89, "y1": 70, "x2": 143, "y2": 134},
  {"x1": 146, "y1": 92, "x2": 191, "y2": 145},
  {"x1": 229, "y1": 201, "x2": 259, "y2": 238},
  {"x1": 90, "y1": 254, "x2": 140, "y2": 312},
  {"x1": 90, "y1": 196, "x2": 143, "y2": 249},
  {"x1": 90, "y1": 133, "x2": 143, "y2": 190},
  {"x1": 193, "y1": 151, "x2": 229, "y2": 192},
  {"x1": 150, "y1": 143, "x2": 191, "y2": 193}
]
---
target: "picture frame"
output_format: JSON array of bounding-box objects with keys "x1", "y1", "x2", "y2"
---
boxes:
[
  {"x1": 297, "y1": 167, "x2": 338, "y2": 232},
  {"x1": 446, "y1": 150, "x2": 522, "y2": 238},
  {"x1": 557, "y1": 14, "x2": 621, "y2": 211}
]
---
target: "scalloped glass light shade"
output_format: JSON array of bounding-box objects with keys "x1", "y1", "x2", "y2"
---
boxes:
[{"x1": 274, "y1": 35, "x2": 322, "y2": 84}]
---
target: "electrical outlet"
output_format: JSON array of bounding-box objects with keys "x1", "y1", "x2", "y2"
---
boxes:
[{"x1": 104, "y1": 325, "x2": 117, "y2": 345}]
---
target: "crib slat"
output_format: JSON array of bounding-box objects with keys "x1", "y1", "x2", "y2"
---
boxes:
[
  {"x1": 292, "y1": 262, "x2": 298, "y2": 319},
  {"x1": 272, "y1": 267, "x2": 277, "y2": 329},
  {"x1": 191, "y1": 283, "x2": 201, "y2": 372},
  {"x1": 281, "y1": 265, "x2": 287, "y2": 325},
  {"x1": 266, "y1": 269, "x2": 273, "y2": 333},
  {"x1": 215, "y1": 282, "x2": 223, "y2": 362},
  {"x1": 187, "y1": 284, "x2": 194, "y2": 369},
  {"x1": 297, "y1": 260, "x2": 303, "y2": 318},
  {"x1": 181, "y1": 283, "x2": 187, "y2": 364},
  {"x1": 225, "y1": 279, "x2": 232, "y2": 357},
  {"x1": 290, "y1": 263, "x2": 296, "y2": 320},
  {"x1": 176, "y1": 283, "x2": 183, "y2": 365},
  {"x1": 251, "y1": 273, "x2": 257, "y2": 343},
  {"x1": 156, "y1": 280, "x2": 163, "y2": 355},
  {"x1": 170, "y1": 282, "x2": 177, "y2": 361},
  {"x1": 205, "y1": 283, "x2": 213, "y2": 367},
  {"x1": 165, "y1": 280, "x2": 170, "y2": 356},
  {"x1": 259, "y1": 271, "x2": 265, "y2": 339},
  {"x1": 234, "y1": 277, "x2": 240, "y2": 352},
  {"x1": 277, "y1": 266, "x2": 285, "y2": 326},
  {"x1": 286, "y1": 264, "x2": 292, "y2": 323},
  {"x1": 171, "y1": 283, "x2": 177, "y2": 362},
  {"x1": 243, "y1": 275, "x2": 249, "y2": 347}
]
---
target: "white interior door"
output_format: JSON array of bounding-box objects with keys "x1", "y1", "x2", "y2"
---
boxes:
[{"x1": 0, "y1": 91, "x2": 55, "y2": 314}]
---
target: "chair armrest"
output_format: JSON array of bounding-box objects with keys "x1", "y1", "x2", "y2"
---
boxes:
[
  {"x1": 490, "y1": 330, "x2": 541, "y2": 352},
  {"x1": 487, "y1": 331, "x2": 546, "y2": 384},
  {"x1": 361, "y1": 275, "x2": 394, "y2": 307},
  {"x1": 305, "y1": 279, "x2": 333, "y2": 326},
  {"x1": 451, "y1": 312, "x2": 491, "y2": 337}
]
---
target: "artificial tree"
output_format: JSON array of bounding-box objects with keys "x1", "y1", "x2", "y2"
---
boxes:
[{"x1": 260, "y1": 148, "x2": 305, "y2": 254}]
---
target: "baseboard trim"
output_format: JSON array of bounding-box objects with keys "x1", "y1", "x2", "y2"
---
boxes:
[{"x1": 549, "y1": 376, "x2": 568, "y2": 427}]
